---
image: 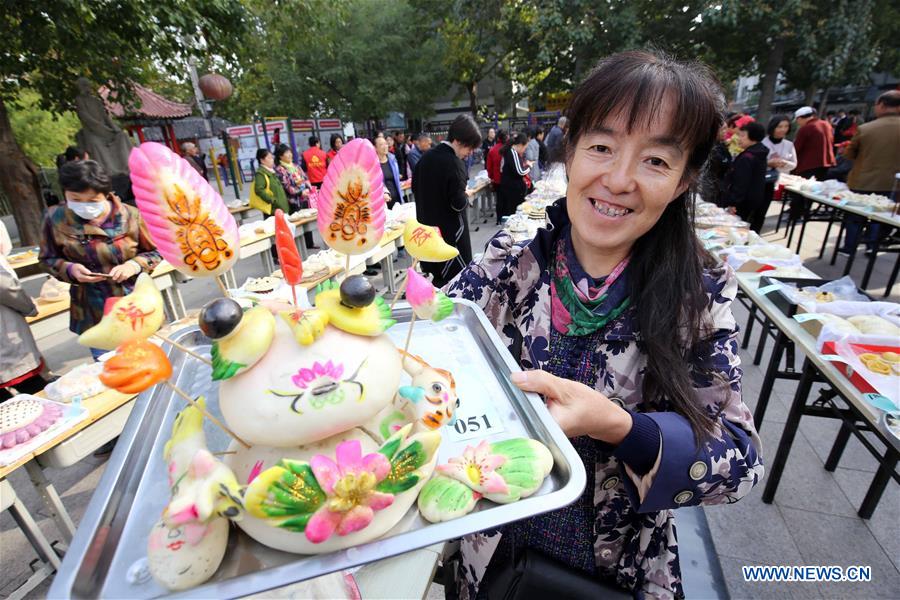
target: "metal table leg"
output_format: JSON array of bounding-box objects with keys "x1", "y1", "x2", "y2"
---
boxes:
[
  {"x1": 762, "y1": 358, "x2": 816, "y2": 503},
  {"x1": 824, "y1": 420, "x2": 852, "y2": 471},
  {"x1": 819, "y1": 209, "x2": 836, "y2": 259},
  {"x1": 843, "y1": 236, "x2": 859, "y2": 276},
  {"x1": 4, "y1": 480, "x2": 61, "y2": 600},
  {"x1": 831, "y1": 218, "x2": 847, "y2": 265},
  {"x1": 753, "y1": 319, "x2": 769, "y2": 366},
  {"x1": 172, "y1": 283, "x2": 187, "y2": 317},
  {"x1": 885, "y1": 253, "x2": 900, "y2": 297},
  {"x1": 754, "y1": 330, "x2": 789, "y2": 429},
  {"x1": 795, "y1": 208, "x2": 810, "y2": 254},
  {"x1": 160, "y1": 287, "x2": 178, "y2": 321},
  {"x1": 741, "y1": 304, "x2": 757, "y2": 350},
  {"x1": 381, "y1": 255, "x2": 396, "y2": 295},
  {"x1": 24, "y1": 461, "x2": 76, "y2": 543},
  {"x1": 858, "y1": 450, "x2": 898, "y2": 519}
]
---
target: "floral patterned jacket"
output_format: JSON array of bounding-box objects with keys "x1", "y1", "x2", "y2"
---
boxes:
[
  {"x1": 444, "y1": 200, "x2": 763, "y2": 599},
  {"x1": 39, "y1": 194, "x2": 161, "y2": 334}
]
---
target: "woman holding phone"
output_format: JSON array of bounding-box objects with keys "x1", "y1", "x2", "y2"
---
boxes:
[{"x1": 40, "y1": 160, "x2": 161, "y2": 359}]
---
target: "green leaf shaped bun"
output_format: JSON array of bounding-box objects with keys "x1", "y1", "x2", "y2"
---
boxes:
[
  {"x1": 418, "y1": 475, "x2": 479, "y2": 523},
  {"x1": 485, "y1": 438, "x2": 554, "y2": 504}
]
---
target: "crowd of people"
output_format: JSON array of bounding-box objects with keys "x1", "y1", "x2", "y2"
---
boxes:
[{"x1": 706, "y1": 90, "x2": 900, "y2": 241}]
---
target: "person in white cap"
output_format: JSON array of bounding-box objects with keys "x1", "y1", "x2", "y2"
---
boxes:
[{"x1": 792, "y1": 106, "x2": 835, "y2": 180}]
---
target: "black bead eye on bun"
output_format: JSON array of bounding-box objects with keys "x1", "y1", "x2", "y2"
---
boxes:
[
  {"x1": 339, "y1": 275, "x2": 376, "y2": 308},
  {"x1": 199, "y1": 298, "x2": 244, "y2": 339}
]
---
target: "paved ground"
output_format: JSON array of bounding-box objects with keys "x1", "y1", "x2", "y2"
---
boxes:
[{"x1": 2, "y1": 193, "x2": 898, "y2": 599}]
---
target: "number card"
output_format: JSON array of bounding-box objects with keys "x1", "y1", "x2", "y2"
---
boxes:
[{"x1": 445, "y1": 402, "x2": 506, "y2": 443}]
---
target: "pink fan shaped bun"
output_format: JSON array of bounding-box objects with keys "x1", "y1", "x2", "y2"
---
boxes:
[
  {"x1": 129, "y1": 142, "x2": 239, "y2": 277},
  {"x1": 316, "y1": 138, "x2": 386, "y2": 255}
]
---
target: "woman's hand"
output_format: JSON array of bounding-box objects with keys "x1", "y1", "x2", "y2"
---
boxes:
[
  {"x1": 109, "y1": 261, "x2": 142, "y2": 283},
  {"x1": 69, "y1": 263, "x2": 105, "y2": 283},
  {"x1": 510, "y1": 370, "x2": 633, "y2": 443}
]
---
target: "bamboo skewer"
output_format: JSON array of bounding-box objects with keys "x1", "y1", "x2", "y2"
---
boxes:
[
  {"x1": 164, "y1": 380, "x2": 250, "y2": 449},
  {"x1": 152, "y1": 333, "x2": 213, "y2": 367},
  {"x1": 215, "y1": 275, "x2": 230, "y2": 297},
  {"x1": 403, "y1": 312, "x2": 417, "y2": 354}
]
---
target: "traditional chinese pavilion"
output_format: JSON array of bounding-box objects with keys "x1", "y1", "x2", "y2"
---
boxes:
[{"x1": 99, "y1": 83, "x2": 194, "y2": 152}]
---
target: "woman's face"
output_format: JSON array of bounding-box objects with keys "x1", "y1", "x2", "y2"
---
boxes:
[
  {"x1": 260, "y1": 152, "x2": 274, "y2": 168},
  {"x1": 334, "y1": 138, "x2": 343, "y2": 150},
  {"x1": 375, "y1": 137, "x2": 388, "y2": 157},
  {"x1": 280, "y1": 149, "x2": 293, "y2": 163},
  {"x1": 773, "y1": 120, "x2": 790, "y2": 139},
  {"x1": 566, "y1": 102, "x2": 690, "y2": 263},
  {"x1": 514, "y1": 142, "x2": 527, "y2": 155},
  {"x1": 64, "y1": 189, "x2": 105, "y2": 203}
]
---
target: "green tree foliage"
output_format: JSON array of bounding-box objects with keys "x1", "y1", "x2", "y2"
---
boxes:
[
  {"x1": 410, "y1": 0, "x2": 534, "y2": 116},
  {"x1": 8, "y1": 90, "x2": 81, "y2": 166},
  {"x1": 872, "y1": 0, "x2": 900, "y2": 72},
  {"x1": 0, "y1": 0, "x2": 248, "y2": 243},
  {"x1": 216, "y1": 0, "x2": 447, "y2": 123},
  {"x1": 512, "y1": 0, "x2": 709, "y2": 97},
  {"x1": 702, "y1": 0, "x2": 888, "y2": 120}
]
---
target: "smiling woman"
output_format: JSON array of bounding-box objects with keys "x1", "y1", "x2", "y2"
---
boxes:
[{"x1": 444, "y1": 51, "x2": 763, "y2": 599}]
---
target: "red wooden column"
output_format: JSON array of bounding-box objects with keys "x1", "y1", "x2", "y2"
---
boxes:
[{"x1": 167, "y1": 123, "x2": 179, "y2": 152}]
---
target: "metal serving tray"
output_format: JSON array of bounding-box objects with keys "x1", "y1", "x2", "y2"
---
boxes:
[{"x1": 50, "y1": 299, "x2": 586, "y2": 599}]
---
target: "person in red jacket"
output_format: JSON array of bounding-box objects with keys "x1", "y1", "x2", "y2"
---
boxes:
[
  {"x1": 792, "y1": 106, "x2": 835, "y2": 180},
  {"x1": 301, "y1": 136, "x2": 328, "y2": 188},
  {"x1": 486, "y1": 129, "x2": 508, "y2": 186}
]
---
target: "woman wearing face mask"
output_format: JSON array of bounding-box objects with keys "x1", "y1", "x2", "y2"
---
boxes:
[
  {"x1": 445, "y1": 51, "x2": 762, "y2": 599},
  {"x1": 495, "y1": 131, "x2": 531, "y2": 222},
  {"x1": 39, "y1": 160, "x2": 161, "y2": 360}
]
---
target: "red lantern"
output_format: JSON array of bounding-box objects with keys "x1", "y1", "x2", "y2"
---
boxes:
[{"x1": 198, "y1": 73, "x2": 233, "y2": 101}]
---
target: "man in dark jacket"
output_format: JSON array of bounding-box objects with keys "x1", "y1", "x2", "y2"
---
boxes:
[
  {"x1": 725, "y1": 121, "x2": 769, "y2": 232},
  {"x1": 393, "y1": 131, "x2": 409, "y2": 180},
  {"x1": 408, "y1": 133, "x2": 432, "y2": 181},
  {"x1": 412, "y1": 114, "x2": 482, "y2": 287}
]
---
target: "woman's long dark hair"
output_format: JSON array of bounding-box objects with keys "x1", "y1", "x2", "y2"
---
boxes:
[
  {"x1": 563, "y1": 50, "x2": 724, "y2": 438},
  {"x1": 767, "y1": 114, "x2": 790, "y2": 142}
]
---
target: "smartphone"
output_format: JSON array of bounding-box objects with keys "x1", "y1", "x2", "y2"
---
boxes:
[{"x1": 89, "y1": 272, "x2": 115, "y2": 279}]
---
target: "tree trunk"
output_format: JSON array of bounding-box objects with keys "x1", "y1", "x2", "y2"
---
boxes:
[
  {"x1": 466, "y1": 81, "x2": 478, "y2": 116},
  {"x1": 0, "y1": 98, "x2": 44, "y2": 245},
  {"x1": 803, "y1": 84, "x2": 817, "y2": 107},
  {"x1": 756, "y1": 36, "x2": 786, "y2": 124},
  {"x1": 817, "y1": 87, "x2": 830, "y2": 115}
]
